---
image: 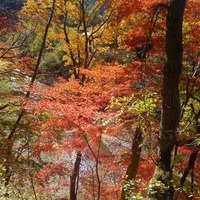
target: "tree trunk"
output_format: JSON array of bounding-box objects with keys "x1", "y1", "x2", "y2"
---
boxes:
[
  {"x1": 121, "y1": 127, "x2": 143, "y2": 200},
  {"x1": 3, "y1": 0, "x2": 56, "y2": 196},
  {"x1": 180, "y1": 150, "x2": 198, "y2": 186},
  {"x1": 148, "y1": 1, "x2": 186, "y2": 199},
  {"x1": 70, "y1": 152, "x2": 82, "y2": 200}
]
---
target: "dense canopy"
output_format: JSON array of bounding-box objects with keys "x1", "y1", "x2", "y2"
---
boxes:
[{"x1": 0, "y1": 0, "x2": 200, "y2": 199}]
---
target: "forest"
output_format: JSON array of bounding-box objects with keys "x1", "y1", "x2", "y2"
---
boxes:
[{"x1": 0, "y1": 0, "x2": 200, "y2": 199}]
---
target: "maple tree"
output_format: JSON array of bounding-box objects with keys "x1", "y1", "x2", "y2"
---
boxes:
[
  {"x1": 0, "y1": 0, "x2": 200, "y2": 200},
  {"x1": 114, "y1": 0, "x2": 200, "y2": 199}
]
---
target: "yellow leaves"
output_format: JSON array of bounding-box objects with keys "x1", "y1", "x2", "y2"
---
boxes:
[
  {"x1": 19, "y1": 0, "x2": 120, "y2": 70},
  {"x1": 19, "y1": 0, "x2": 50, "y2": 34},
  {"x1": 47, "y1": 43, "x2": 54, "y2": 50},
  {"x1": 61, "y1": 29, "x2": 86, "y2": 63},
  {"x1": 47, "y1": 27, "x2": 60, "y2": 42},
  {"x1": 52, "y1": 142, "x2": 59, "y2": 150},
  {"x1": 66, "y1": 1, "x2": 79, "y2": 13},
  {"x1": 63, "y1": 55, "x2": 72, "y2": 66},
  {"x1": 61, "y1": 1, "x2": 81, "y2": 22},
  {"x1": 103, "y1": 13, "x2": 139, "y2": 50},
  {"x1": 99, "y1": 26, "x2": 116, "y2": 46},
  {"x1": 62, "y1": 54, "x2": 69, "y2": 62}
]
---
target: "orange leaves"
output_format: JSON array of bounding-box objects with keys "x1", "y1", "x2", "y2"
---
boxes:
[
  {"x1": 80, "y1": 64, "x2": 125, "y2": 81},
  {"x1": 62, "y1": 138, "x2": 86, "y2": 153},
  {"x1": 114, "y1": 1, "x2": 136, "y2": 22},
  {"x1": 185, "y1": 0, "x2": 200, "y2": 19},
  {"x1": 17, "y1": 57, "x2": 35, "y2": 74},
  {"x1": 29, "y1": 61, "x2": 139, "y2": 174},
  {"x1": 181, "y1": 2, "x2": 200, "y2": 56},
  {"x1": 114, "y1": 0, "x2": 168, "y2": 22},
  {"x1": 33, "y1": 162, "x2": 65, "y2": 185},
  {"x1": 124, "y1": 27, "x2": 148, "y2": 48},
  {"x1": 128, "y1": 61, "x2": 142, "y2": 69},
  {"x1": 1, "y1": 0, "x2": 200, "y2": 198},
  {"x1": 33, "y1": 143, "x2": 54, "y2": 157},
  {"x1": 101, "y1": 185, "x2": 121, "y2": 198},
  {"x1": 112, "y1": 0, "x2": 168, "y2": 59}
]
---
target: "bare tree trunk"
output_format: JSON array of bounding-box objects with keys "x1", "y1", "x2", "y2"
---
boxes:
[
  {"x1": 180, "y1": 150, "x2": 198, "y2": 186},
  {"x1": 121, "y1": 127, "x2": 143, "y2": 200},
  {"x1": 180, "y1": 108, "x2": 199, "y2": 188},
  {"x1": 148, "y1": 0, "x2": 186, "y2": 199},
  {"x1": 3, "y1": 0, "x2": 56, "y2": 196},
  {"x1": 70, "y1": 152, "x2": 82, "y2": 200}
]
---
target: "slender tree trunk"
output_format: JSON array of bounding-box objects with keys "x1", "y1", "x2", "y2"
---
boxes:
[
  {"x1": 70, "y1": 152, "x2": 82, "y2": 200},
  {"x1": 3, "y1": 0, "x2": 56, "y2": 196},
  {"x1": 180, "y1": 150, "x2": 198, "y2": 186},
  {"x1": 180, "y1": 109, "x2": 199, "y2": 187},
  {"x1": 121, "y1": 127, "x2": 143, "y2": 200},
  {"x1": 148, "y1": 1, "x2": 186, "y2": 199}
]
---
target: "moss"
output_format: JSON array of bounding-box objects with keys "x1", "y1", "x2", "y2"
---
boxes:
[{"x1": 148, "y1": 167, "x2": 173, "y2": 200}]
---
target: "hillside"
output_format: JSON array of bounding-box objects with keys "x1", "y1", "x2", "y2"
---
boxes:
[
  {"x1": 0, "y1": 0, "x2": 26, "y2": 11},
  {"x1": 0, "y1": 0, "x2": 26, "y2": 18}
]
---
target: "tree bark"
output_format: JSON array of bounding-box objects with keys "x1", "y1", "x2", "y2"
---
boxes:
[
  {"x1": 180, "y1": 150, "x2": 198, "y2": 186},
  {"x1": 70, "y1": 152, "x2": 82, "y2": 200},
  {"x1": 121, "y1": 127, "x2": 143, "y2": 200},
  {"x1": 148, "y1": 1, "x2": 186, "y2": 199}
]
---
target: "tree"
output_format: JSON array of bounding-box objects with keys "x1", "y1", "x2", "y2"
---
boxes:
[
  {"x1": 113, "y1": 0, "x2": 200, "y2": 199},
  {"x1": 30, "y1": 63, "x2": 136, "y2": 199},
  {"x1": 1, "y1": 0, "x2": 56, "y2": 198},
  {"x1": 148, "y1": 1, "x2": 186, "y2": 199},
  {"x1": 1, "y1": 0, "x2": 200, "y2": 199},
  {"x1": 121, "y1": 127, "x2": 143, "y2": 200}
]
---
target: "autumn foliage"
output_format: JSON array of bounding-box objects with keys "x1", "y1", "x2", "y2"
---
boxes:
[{"x1": 0, "y1": 0, "x2": 200, "y2": 199}]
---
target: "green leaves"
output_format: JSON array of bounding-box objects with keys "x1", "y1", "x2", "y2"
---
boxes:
[
  {"x1": 109, "y1": 92, "x2": 157, "y2": 119},
  {"x1": 122, "y1": 176, "x2": 143, "y2": 200}
]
